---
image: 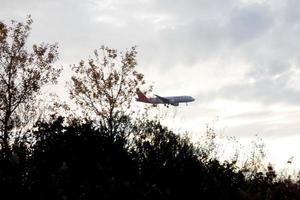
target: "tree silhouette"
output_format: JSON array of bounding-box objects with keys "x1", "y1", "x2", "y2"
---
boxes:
[
  {"x1": 0, "y1": 115, "x2": 298, "y2": 199},
  {"x1": 69, "y1": 46, "x2": 150, "y2": 134},
  {"x1": 27, "y1": 116, "x2": 139, "y2": 199},
  {"x1": 0, "y1": 16, "x2": 61, "y2": 159}
]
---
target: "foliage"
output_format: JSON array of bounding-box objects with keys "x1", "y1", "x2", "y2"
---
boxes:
[
  {"x1": 0, "y1": 117, "x2": 299, "y2": 199},
  {"x1": 69, "y1": 46, "x2": 150, "y2": 132},
  {"x1": 241, "y1": 135, "x2": 267, "y2": 180},
  {"x1": 0, "y1": 16, "x2": 61, "y2": 158}
]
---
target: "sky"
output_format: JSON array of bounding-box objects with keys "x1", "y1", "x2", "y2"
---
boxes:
[{"x1": 1, "y1": 0, "x2": 300, "y2": 170}]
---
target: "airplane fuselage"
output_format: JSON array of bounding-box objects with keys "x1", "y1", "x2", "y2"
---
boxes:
[
  {"x1": 147, "y1": 96, "x2": 194, "y2": 105},
  {"x1": 136, "y1": 88, "x2": 195, "y2": 107}
]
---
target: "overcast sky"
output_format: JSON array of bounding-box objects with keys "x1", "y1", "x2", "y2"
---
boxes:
[{"x1": 1, "y1": 0, "x2": 300, "y2": 168}]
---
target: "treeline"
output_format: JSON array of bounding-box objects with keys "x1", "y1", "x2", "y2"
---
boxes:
[{"x1": 0, "y1": 116, "x2": 300, "y2": 199}]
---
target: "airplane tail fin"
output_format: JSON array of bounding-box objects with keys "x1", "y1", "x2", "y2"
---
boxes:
[{"x1": 136, "y1": 88, "x2": 149, "y2": 102}]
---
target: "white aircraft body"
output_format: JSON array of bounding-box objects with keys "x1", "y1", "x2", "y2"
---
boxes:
[{"x1": 136, "y1": 89, "x2": 195, "y2": 107}]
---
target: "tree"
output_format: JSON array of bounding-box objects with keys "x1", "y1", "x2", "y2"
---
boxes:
[
  {"x1": 241, "y1": 135, "x2": 266, "y2": 180},
  {"x1": 0, "y1": 16, "x2": 61, "y2": 159},
  {"x1": 28, "y1": 116, "x2": 139, "y2": 200},
  {"x1": 69, "y1": 46, "x2": 150, "y2": 134}
]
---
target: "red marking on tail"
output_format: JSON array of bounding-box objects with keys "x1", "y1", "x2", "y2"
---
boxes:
[{"x1": 136, "y1": 88, "x2": 149, "y2": 103}]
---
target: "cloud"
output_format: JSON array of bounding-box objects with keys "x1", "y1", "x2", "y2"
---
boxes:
[
  {"x1": 219, "y1": 82, "x2": 300, "y2": 105},
  {"x1": 227, "y1": 3, "x2": 273, "y2": 44}
]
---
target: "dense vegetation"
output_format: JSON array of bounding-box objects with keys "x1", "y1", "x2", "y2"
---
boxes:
[{"x1": 0, "y1": 116, "x2": 299, "y2": 200}]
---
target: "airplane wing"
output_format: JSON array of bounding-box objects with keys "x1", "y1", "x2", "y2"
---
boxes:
[{"x1": 154, "y1": 95, "x2": 170, "y2": 104}]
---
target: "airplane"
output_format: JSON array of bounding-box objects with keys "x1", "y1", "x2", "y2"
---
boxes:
[{"x1": 136, "y1": 88, "x2": 195, "y2": 107}]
